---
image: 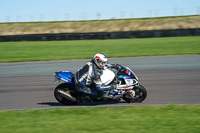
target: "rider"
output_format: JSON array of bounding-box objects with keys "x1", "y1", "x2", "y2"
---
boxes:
[{"x1": 75, "y1": 53, "x2": 118, "y2": 100}]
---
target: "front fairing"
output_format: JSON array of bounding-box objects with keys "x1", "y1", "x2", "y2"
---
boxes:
[{"x1": 117, "y1": 65, "x2": 138, "y2": 80}]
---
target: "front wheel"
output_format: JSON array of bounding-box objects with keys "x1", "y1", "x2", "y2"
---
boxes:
[
  {"x1": 123, "y1": 84, "x2": 147, "y2": 103},
  {"x1": 54, "y1": 83, "x2": 78, "y2": 105}
]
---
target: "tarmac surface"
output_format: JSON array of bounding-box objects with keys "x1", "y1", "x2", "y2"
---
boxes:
[{"x1": 0, "y1": 55, "x2": 200, "y2": 111}]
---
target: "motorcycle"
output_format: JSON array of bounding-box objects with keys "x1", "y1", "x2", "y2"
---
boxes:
[{"x1": 54, "y1": 64, "x2": 147, "y2": 105}]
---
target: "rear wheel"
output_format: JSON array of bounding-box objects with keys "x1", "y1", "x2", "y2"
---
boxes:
[
  {"x1": 123, "y1": 84, "x2": 147, "y2": 103},
  {"x1": 54, "y1": 83, "x2": 78, "y2": 105}
]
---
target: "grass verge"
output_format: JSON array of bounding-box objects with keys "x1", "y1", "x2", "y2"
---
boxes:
[
  {"x1": 0, "y1": 36, "x2": 199, "y2": 62},
  {"x1": 0, "y1": 15, "x2": 200, "y2": 35},
  {"x1": 0, "y1": 105, "x2": 199, "y2": 133}
]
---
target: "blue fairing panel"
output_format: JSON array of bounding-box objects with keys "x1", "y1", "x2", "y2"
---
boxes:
[
  {"x1": 56, "y1": 71, "x2": 74, "y2": 83},
  {"x1": 118, "y1": 75, "x2": 132, "y2": 79}
]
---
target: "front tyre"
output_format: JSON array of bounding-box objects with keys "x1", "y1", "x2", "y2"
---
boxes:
[
  {"x1": 54, "y1": 83, "x2": 78, "y2": 105},
  {"x1": 123, "y1": 84, "x2": 147, "y2": 103}
]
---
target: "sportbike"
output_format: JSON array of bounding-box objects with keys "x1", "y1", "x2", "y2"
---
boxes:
[{"x1": 54, "y1": 64, "x2": 147, "y2": 105}]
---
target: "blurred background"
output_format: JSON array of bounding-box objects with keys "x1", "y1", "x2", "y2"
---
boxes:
[
  {"x1": 0, "y1": 0, "x2": 199, "y2": 22},
  {"x1": 0, "y1": 0, "x2": 200, "y2": 39},
  {"x1": 0, "y1": 0, "x2": 200, "y2": 42}
]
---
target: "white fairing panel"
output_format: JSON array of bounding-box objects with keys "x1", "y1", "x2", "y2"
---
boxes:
[{"x1": 101, "y1": 69, "x2": 115, "y2": 85}]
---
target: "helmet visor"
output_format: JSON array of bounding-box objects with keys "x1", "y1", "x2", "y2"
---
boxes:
[{"x1": 99, "y1": 60, "x2": 107, "y2": 67}]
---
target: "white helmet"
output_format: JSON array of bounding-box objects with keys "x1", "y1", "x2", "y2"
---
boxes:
[{"x1": 93, "y1": 53, "x2": 108, "y2": 69}]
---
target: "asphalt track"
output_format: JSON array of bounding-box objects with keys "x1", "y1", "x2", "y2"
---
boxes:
[{"x1": 0, "y1": 55, "x2": 200, "y2": 111}]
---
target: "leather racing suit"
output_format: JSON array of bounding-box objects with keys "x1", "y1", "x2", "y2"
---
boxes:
[{"x1": 75, "y1": 59, "x2": 115, "y2": 98}]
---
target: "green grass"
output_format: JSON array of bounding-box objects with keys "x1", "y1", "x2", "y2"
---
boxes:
[
  {"x1": 0, "y1": 36, "x2": 200, "y2": 62},
  {"x1": 0, "y1": 105, "x2": 199, "y2": 133}
]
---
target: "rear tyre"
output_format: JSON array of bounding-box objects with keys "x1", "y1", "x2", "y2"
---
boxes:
[
  {"x1": 123, "y1": 84, "x2": 147, "y2": 103},
  {"x1": 54, "y1": 83, "x2": 78, "y2": 105}
]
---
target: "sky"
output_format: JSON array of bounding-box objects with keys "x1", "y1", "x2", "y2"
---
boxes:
[{"x1": 0, "y1": 0, "x2": 200, "y2": 22}]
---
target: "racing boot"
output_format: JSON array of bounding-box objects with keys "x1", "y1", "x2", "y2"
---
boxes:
[
  {"x1": 74, "y1": 87, "x2": 92, "y2": 102},
  {"x1": 101, "y1": 84, "x2": 117, "y2": 99}
]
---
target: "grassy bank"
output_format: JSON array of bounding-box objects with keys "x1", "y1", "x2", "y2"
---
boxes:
[
  {"x1": 0, "y1": 36, "x2": 199, "y2": 62},
  {"x1": 0, "y1": 105, "x2": 199, "y2": 133},
  {"x1": 0, "y1": 15, "x2": 200, "y2": 35}
]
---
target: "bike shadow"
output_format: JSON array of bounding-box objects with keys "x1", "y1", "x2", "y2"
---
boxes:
[
  {"x1": 37, "y1": 102, "x2": 64, "y2": 106},
  {"x1": 37, "y1": 101, "x2": 127, "y2": 107}
]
